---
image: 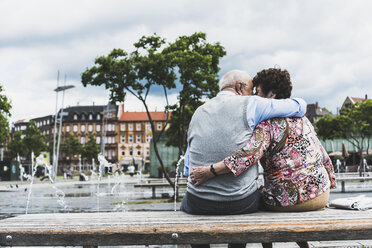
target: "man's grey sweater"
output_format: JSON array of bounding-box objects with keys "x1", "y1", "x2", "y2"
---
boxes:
[{"x1": 187, "y1": 94, "x2": 258, "y2": 201}]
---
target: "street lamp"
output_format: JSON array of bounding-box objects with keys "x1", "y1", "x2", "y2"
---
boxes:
[{"x1": 52, "y1": 75, "x2": 74, "y2": 183}]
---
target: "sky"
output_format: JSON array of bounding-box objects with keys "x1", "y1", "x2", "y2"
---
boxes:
[{"x1": 1, "y1": 0, "x2": 371, "y2": 124}]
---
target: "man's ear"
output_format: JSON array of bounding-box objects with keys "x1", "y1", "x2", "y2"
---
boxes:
[{"x1": 235, "y1": 83, "x2": 242, "y2": 95}]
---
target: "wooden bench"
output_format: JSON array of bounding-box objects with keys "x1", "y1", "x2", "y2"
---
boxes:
[
  {"x1": 335, "y1": 177, "x2": 372, "y2": 193},
  {"x1": 134, "y1": 181, "x2": 188, "y2": 198},
  {"x1": 1, "y1": 209, "x2": 372, "y2": 247}
]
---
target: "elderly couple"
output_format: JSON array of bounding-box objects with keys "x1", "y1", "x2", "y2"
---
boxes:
[{"x1": 180, "y1": 68, "x2": 336, "y2": 248}]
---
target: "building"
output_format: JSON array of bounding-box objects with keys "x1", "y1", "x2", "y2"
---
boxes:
[
  {"x1": 58, "y1": 103, "x2": 118, "y2": 173},
  {"x1": 341, "y1": 94, "x2": 369, "y2": 110},
  {"x1": 117, "y1": 104, "x2": 170, "y2": 171},
  {"x1": 7, "y1": 102, "x2": 172, "y2": 175},
  {"x1": 305, "y1": 102, "x2": 333, "y2": 124},
  {"x1": 31, "y1": 115, "x2": 54, "y2": 147}
]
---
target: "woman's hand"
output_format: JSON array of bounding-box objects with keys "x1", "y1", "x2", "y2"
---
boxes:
[{"x1": 190, "y1": 166, "x2": 214, "y2": 186}]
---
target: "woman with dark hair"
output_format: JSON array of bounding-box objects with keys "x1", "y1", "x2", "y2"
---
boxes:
[{"x1": 190, "y1": 68, "x2": 336, "y2": 248}]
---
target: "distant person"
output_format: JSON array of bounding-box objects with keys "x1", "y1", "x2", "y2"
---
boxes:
[{"x1": 128, "y1": 165, "x2": 135, "y2": 177}]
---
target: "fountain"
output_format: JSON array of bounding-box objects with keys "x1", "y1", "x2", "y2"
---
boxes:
[
  {"x1": 25, "y1": 153, "x2": 68, "y2": 214},
  {"x1": 336, "y1": 159, "x2": 342, "y2": 175},
  {"x1": 174, "y1": 155, "x2": 185, "y2": 211}
]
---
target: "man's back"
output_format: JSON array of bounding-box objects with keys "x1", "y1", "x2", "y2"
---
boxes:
[{"x1": 187, "y1": 94, "x2": 259, "y2": 201}]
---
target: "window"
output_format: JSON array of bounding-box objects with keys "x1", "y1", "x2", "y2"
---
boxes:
[
  {"x1": 107, "y1": 112, "x2": 113, "y2": 118},
  {"x1": 129, "y1": 135, "x2": 133, "y2": 143},
  {"x1": 136, "y1": 123, "x2": 141, "y2": 130},
  {"x1": 136, "y1": 135, "x2": 141, "y2": 143},
  {"x1": 157, "y1": 123, "x2": 162, "y2": 130},
  {"x1": 47, "y1": 120, "x2": 50, "y2": 125},
  {"x1": 96, "y1": 136, "x2": 100, "y2": 144},
  {"x1": 81, "y1": 137, "x2": 85, "y2": 144},
  {"x1": 88, "y1": 125, "x2": 93, "y2": 132},
  {"x1": 96, "y1": 124, "x2": 101, "y2": 132},
  {"x1": 121, "y1": 135, "x2": 125, "y2": 143},
  {"x1": 146, "y1": 135, "x2": 152, "y2": 143},
  {"x1": 121, "y1": 151, "x2": 125, "y2": 156},
  {"x1": 81, "y1": 114, "x2": 85, "y2": 120},
  {"x1": 81, "y1": 125, "x2": 85, "y2": 132},
  {"x1": 137, "y1": 150, "x2": 141, "y2": 155},
  {"x1": 97, "y1": 114, "x2": 101, "y2": 120},
  {"x1": 89, "y1": 114, "x2": 93, "y2": 120},
  {"x1": 73, "y1": 125, "x2": 78, "y2": 132},
  {"x1": 74, "y1": 114, "x2": 78, "y2": 120},
  {"x1": 129, "y1": 150, "x2": 133, "y2": 156},
  {"x1": 129, "y1": 123, "x2": 133, "y2": 131},
  {"x1": 66, "y1": 125, "x2": 70, "y2": 132},
  {"x1": 146, "y1": 124, "x2": 151, "y2": 132},
  {"x1": 121, "y1": 124, "x2": 125, "y2": 131}
]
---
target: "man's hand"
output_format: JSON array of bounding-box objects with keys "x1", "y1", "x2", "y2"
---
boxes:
[{"x1": 190, "y1": 166, "x2": 214, "y2": 186}]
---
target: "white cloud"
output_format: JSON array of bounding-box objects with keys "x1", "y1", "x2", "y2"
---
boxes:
[{"x1": 1, "y1": 0, "x2": 371, "y2": 123}]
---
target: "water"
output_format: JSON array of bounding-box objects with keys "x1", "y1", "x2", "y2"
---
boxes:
[{"x1": 174, "y1": 155, "x2": 184, "y2": 211}]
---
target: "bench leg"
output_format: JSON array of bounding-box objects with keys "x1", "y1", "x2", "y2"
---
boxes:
[
  {"x1": 83, "y1": 246, "x2": 98, "y2": 248},
  {"x1": 152, "y1": 186, "x2": 156, "y2": 199},
  {"x1": 341, "y1": 181, "x2": 345, "y2": 193}
]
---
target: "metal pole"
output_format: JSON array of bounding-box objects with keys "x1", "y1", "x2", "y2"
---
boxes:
[
  {"x1": 52, "y1": 71, "x2": 60, "y2": 182},
  {"x1": 54, "y1": 75, "x2": 67, "y2": 180}
]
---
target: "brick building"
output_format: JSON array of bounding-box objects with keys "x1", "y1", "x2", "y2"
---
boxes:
[{"x1": 117, "y1": 104, "x2": 170, "y2": 171}]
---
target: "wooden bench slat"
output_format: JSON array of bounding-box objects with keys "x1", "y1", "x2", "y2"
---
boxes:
[{"x1": 1, "y1": 209, "x2": 372, "y2": 246}]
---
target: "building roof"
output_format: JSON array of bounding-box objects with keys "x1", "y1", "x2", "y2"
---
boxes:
[
  {"x1": 61, "y1": 104, "x2": 118, "y2": 122},
  {"x1": 119, "y1": 111, "x2": 170, "y2": 122},
  {"x1": 350, "y1": 97, "x2": 366, "y2": 103}
]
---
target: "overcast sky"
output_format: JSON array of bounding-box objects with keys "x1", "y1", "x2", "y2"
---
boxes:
[{"x1": 1, "y1": 0, "x2": 371, "y2": 124}]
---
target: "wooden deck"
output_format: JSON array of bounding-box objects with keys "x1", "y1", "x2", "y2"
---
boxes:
[{"x1": 1, "y1": 209, "x2": 372, "y2": 246}]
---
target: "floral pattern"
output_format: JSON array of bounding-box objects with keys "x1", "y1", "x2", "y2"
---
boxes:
[{"x1": 224, "y1": 117, "x2": 336, "y2": 207}]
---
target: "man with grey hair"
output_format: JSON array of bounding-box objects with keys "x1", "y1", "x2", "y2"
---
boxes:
[{"x1": 181, "y1": 69, "x2": 307, "y2": 217}]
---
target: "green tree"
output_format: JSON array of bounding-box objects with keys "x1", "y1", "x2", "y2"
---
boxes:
[
  {"x1": 82, "y1": 135, "x2": 100, "y2": 162},
  {"x1": 164, "y1": 32, "x2": 226, "y2": 157},
  {"x1": 22, "y1": 121, "x2": 47, "y2": 158},
  {"x1": 82, "y1": 34, "x2": 177, "y2": 187},
  {"x1": 316, "y1": 99, "x2": 372, "y2": 175},
  {"x1": 0, "y1": 85, "x2": 12, "y2": 146},
  {"x1": 61, "y1": 133, "x2": 82, "y2": 159},
  {"x1": 6, "y1": 131, "x2": 26, "y2": 160}
]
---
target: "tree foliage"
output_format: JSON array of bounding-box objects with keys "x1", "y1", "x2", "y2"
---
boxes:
[
  {"x1": 81, "y1": 32, "x2": 226, "y2": 191},
  {"x1": 82, "y1": 135, "x2": 100, "y2": 161},
  {"x1": 6, "y1": 131, "x2": 25, "y2": 160},
  {"x1": 316, "y1": 99, "x2": 372, "y2": 174},
  {"x1": 0, "y1": 85, "x2": 12, "y2": 145},
  {"x1": 22, "y1": 121, "x2": 47, "y2": 157},
  {"x1": 61, "y1": 133, "x2": 81, "y2": 158}
]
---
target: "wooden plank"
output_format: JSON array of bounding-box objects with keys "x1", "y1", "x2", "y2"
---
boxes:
[{"x1": 1, "y1": 209, "x2": 372, "y2": 246}]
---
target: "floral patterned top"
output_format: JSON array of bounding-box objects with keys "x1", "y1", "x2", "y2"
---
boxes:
[{"x1": 224, "y1": 117, "x2": 336, "y2": 207}]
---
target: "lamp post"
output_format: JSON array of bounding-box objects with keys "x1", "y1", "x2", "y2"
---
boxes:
[{"x1": 52, "y1": 79, "x2": 74, "y2": 183}]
